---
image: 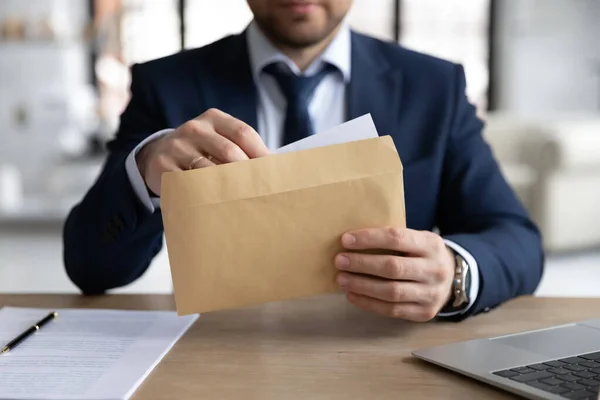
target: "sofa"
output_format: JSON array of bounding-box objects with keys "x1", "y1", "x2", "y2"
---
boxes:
[{"x1": 482, "y1": 113, "x2": 600, "y2": 253}]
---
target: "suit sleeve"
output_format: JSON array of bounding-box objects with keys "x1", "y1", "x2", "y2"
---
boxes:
[
  {"x1": 437, "y1": 65, "x2": 544, "y2": 321},
  {"x1": 63, "y1": 64, "x2": 167, "y2": 294}
]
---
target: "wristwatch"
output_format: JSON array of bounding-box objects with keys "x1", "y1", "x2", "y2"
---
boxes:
[{"x1": 441, "y1": 249, "x2": 471, "y2": 313}]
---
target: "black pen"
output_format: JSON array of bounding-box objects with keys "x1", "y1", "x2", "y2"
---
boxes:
[{"x1": 1, "y1": 311, "x2": 58, "y2": 354}]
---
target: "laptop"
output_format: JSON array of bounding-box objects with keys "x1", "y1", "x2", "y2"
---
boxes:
[{"x1": 412, "y1": 318, "x2": 600, "y2": 400}]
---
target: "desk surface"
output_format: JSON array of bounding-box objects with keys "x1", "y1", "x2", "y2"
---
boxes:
[{"x1": 1, "y1": 294, "x2": 599, "y2": 400}]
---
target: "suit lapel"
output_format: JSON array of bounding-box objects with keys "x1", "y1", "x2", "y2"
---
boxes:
[
  {"x1": 347, "y1": 32, "x2": 403, "y2": 139},
  {"x1": 193, "y1": 32, "x2": 259, "y2": 131},
  {"x1": 192, "y1": 31, "x2": 403, "y2": 137}
]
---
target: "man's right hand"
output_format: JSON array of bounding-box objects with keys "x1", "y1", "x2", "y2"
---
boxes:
[{"x1": 136, "y1": 108, "x2": 269, "y2": 196}]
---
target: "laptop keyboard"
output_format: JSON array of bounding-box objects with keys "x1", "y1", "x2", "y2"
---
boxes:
[{"x1": 493, "y1": 351, "x2": 600, "y2": 399}]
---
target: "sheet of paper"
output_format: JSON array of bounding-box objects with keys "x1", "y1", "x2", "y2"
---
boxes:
[
  {"x1": 0, "y1": 307, "x2": 198, "y2": 400},
  {"x1": 275, "y1": 113, "x2": 378, "y2": 154}
]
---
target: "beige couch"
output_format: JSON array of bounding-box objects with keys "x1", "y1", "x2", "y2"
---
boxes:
[{"x1": 483, "y1": 113, "x2": 600, "y2": 253}]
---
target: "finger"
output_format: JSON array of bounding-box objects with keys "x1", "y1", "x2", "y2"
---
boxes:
[
  {"x1": 341, "y1": 227, "x2": 428, "y2": 255},
  {"x1": 154, "y1": 153, "x2": 182, "y2": 173},
  {"x1": 203, "y1": 108, "x2": 269, "y2": 158},
  {"x1": 188, "y1": 155, "x2": 216, "y2": 170},
  {"x1": 335, "y1": 253, "x2": 426, "y2": 282},
  {"x1": 165, "y1": 138, "x2": 216, "y2": 170},
  {"x1": 336, "y1": 272, "x2": 425, "y2": 303},
  {"x1": 183, "y1": 120, "x2": 249, "y2": 163},
  {"x1": 346, "y1": 293, "x2": 436, "y2": 322}
]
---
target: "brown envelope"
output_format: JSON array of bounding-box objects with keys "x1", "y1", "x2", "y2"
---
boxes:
[{"x1": 160, "y1": 135, "x2": 405, "y2": 315}]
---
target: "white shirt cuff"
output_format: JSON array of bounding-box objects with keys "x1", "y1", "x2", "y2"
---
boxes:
[
  {"x1": 437, "y1": 239, "x2": 480, "y2": 316},
  {"x1": 124, "y1": 128, "x2": 174, "y2": 213}
]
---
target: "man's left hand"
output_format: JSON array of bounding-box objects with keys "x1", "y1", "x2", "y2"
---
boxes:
[{"x1": 334, "y1": 227, "x2": 455, "y2": 321}]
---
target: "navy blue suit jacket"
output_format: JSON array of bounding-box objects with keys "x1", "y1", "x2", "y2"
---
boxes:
[{"x1": 63, "y1": 31, "x2": 543, "y2": 320}]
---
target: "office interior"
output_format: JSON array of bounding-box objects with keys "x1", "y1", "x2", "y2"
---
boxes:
[{"x1": 0, "y1": 0, "x2": 599, "y2": 296}]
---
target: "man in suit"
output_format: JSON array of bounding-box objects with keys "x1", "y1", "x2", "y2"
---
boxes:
[{"x1": 63, "y1": 0, "x2": 543, "y2": 321}]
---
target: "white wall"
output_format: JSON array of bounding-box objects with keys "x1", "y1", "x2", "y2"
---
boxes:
[{"x1": 495, "y1": 0, "x2": 600, "y2": 114}]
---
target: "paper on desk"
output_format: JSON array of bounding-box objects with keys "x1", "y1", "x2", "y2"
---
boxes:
[
  {"x1": 0, "y1": 307, "x2": 197, "y2": 400},
  {"x1": 161, "y1": 114, "x2": 406, "y2": 315}
]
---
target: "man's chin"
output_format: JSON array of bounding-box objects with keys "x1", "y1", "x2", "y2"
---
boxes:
[
  {"x1": 255, "y1": 13, "x2": 342, "y2": 50},
  {"x1": 279, "y1": 35, "x2": 327, "y2": 49},
  {"x1": 271, "y1": 25, "x2": 332, "y2": 48}
]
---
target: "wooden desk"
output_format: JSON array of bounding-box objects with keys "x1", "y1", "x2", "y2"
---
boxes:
[{"x1": 1, "y1": 294, "x2": 599, "y2": 400}]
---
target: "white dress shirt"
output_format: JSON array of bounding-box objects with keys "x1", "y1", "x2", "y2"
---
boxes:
[{"x1": 124, "y1": 21, "x2": 479, "y2": 316}]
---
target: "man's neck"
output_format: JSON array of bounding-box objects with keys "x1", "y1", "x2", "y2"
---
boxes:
[{"x1": 269, "y1": 26, "x2": 342, "y2": 72}]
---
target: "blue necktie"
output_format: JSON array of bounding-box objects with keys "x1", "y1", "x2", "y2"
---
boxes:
[{"x1": 263, "y1": 62, "x2": 337, "y2": 146}]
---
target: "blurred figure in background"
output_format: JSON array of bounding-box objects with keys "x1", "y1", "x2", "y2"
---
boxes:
[{"x1": 63, "y1": 0, "x2": 543, "y2": 322}]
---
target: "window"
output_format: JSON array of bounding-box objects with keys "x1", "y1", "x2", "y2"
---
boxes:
[
  {"x1": 93, "y1": 0, "x2": 181, "y2": 137},
  {"x1": 399, "y1": 0, "x2": 491, "y2": 113},
  {"x1": 184, "y1": 0, "x2": 252, "y2": 49},
  {"x1": 183, "y1": 0, "x2": 397, "y2": 49},
  {"x1": 346, "y1": 0, "x2": 395, "y2": 41},
  {"x1": 120, "y1": 0, "x2": 180, "y2": 64}
]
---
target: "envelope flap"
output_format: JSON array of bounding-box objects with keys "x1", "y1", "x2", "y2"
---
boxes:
[{"x1": 161, "y1": 135, "x2": 400, "y2": 210}]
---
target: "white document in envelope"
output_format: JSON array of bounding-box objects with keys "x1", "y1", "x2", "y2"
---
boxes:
[{"x1": 275, "y1": 114, "x2": 379, "y2": 154}]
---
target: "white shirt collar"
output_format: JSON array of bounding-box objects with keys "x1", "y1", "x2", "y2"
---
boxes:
[{"x1": 246, "y1": 20, "x2": 351, "y2": 83}]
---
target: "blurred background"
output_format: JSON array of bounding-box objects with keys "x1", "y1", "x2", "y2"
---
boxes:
[{"x1": 1, "y1": 0, "x2": 599, "y2": 296}]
